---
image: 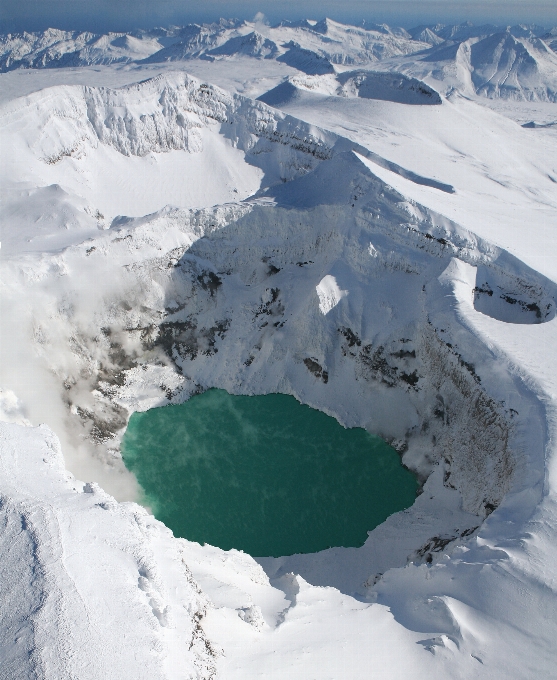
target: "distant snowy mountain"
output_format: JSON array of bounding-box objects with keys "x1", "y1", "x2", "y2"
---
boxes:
[
  {"x1": 141, "y1": 23, "x2": 239, "y2": 63},
  {"x1": 0, "y1": 28, "x2": 164, "y2": 69},
  {"x1": 508, "y1": 23, "x2": 550, "y2": 38},
  {"x1": 145, "y1": 17, "x2": 430, "y2": 67},
  {"x1": 1, "y1": 19, "x2": 555, "y2": 104},
  {"x1": 409, "y1": 27, "x2": 445, "y2": 46},
  {"x1": 435, "y1": 22, "x2": 502, "y2": 41},
  {"x1": 409, "y1": 22, "x2": 550, "y2": 42},
  {"x1": 470, "y1": 31, "x2": 557, "y2": 100},
  {"x1": 407, "y1": 23, "x2": 446, "y2": 41},
  {"x1": 259, "y1": 70, "x2": 441, "y2": 106},
  {"x1": 377, "y1": 29, "x2": 557, "y2": 101},
  {"x1": 207, "y1": 31, "x2": 280, "y2": 60},
  {"x1": 0, "y1": 19, "x2": 430, "y2": 73},
  {"x1": 360, "y1": 22, "x2": 411, "y2": 39},
  {"x1": 296, "y1": 17, "x2": 429, "y2": 63}
]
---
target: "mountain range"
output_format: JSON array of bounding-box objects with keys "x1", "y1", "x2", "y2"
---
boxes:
[{"x1": 2, "y1": 18, "x2": 557, "y2": 101}]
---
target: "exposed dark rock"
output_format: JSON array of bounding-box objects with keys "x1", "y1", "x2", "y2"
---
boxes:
[
  {"x1": 359, "y1": 345, "x2": 398, "y2": 386},
  {"x1": 339, "y1": 326, "x2": 362, "y2": 349},
  {"x1": 400, "y1": 370, "x2": 419, "y2": 387},
  {"x1": 303, "y1": 357, "x2": 329, "y2": 383},
  {"x1": 414, "y1": 535, "x2": 455, "y2": 564},
  {"x1": 196, "y1": 271, "x2": 222, "y2": 297},
  {"x1": 256, "y1": 288, "x2": 284, "y2": 319},
  {"x1": 157, "y1": 317, "x2": 231, "y2": 361}
]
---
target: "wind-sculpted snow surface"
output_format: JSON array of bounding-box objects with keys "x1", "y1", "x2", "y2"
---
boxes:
[
  {"x1": 0, "y1": 72, "x2": 341, "y2": 234},
  {"x1": 380, "y1": 30, "x2": 557, "y2": 101},
  {"x1": 259, "y1": 71, "x2": 441, "y2": 106},
  {"x1": 0, "y1": 423, "x2": 217, "y2": 680},
  {"x1": 1, "y1": 55, "x2": 557, "y2": 679},
  {"x1": 0, "y1": 28, "x2": 164, "y2": 70},
  {"x1": 470, "y1": 32, "x2": 557, "y2": 101},
  {"x1": 0, "y1": 19, "x2": 429, "y2": 73}
]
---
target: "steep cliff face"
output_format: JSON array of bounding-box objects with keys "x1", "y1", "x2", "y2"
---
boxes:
[
  {"x1": 0, "y1": 73, "x2": 342, "y2": 243},
  {"x1": 2, "y1": 63, "x2": 557, "y2": 680},
  {"x1": 81, "y1": 73, "x2": 334, "y2": 166},
  {"x1": 5, "y1": 145, "x2": 552, "y2": 519},
  {"x1": 2, "y1": 73, "x2": 335, "y2": 179}
]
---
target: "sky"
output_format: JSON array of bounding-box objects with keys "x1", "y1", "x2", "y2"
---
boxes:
[{"x1": 1, "y1": 0, "x2": 556, "y2": 33}]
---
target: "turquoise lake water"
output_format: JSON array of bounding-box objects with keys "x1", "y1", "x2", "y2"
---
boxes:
[{"x1": 121, "y1": 389, "x2": 418, "y2": 557}]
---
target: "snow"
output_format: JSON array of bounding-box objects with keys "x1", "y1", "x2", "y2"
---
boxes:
[
  {"x1": 315, "y1": 274, "x2": 348, "y2": 314},
  {"x1": 1, "y1": 17, "x2": 557, "y2": 680},
  {"x1": 0, "y1": 29, "x2": 165, "y2": 70},
  {"x1": 260, "y1": 86, "x2": 557, "y2": 281},
  {"x1": 0, "y1": 422, "x2": 216, "y2": 680},
  {"x1": 259, "y1": 70, "x2": 442, "y2": 106},
  {"x1": 0, "y1": 20, "x2": 430, "y2": 75},
  {"x1": 374, "y1": 31, "x2": 557, "y2": 102}
]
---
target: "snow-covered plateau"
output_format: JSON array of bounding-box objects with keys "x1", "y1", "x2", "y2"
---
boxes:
[{"x1": 1, "y1": 17, "x2": 557, "y2": 680}]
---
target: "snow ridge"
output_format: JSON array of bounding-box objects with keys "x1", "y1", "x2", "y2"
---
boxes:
[
  {"x1": 259, "y1": 70, "x2": 442, "y2": 106},
  {"x1": 379, "y1": 29, "x2": 557, "y2": 101},
  {"x1": 0, "y1": 423, "x2": 217, "y2": 679},
  {"x1": 2, "y1": 20, "x2": 555, "y2": 102},
  {"x1": 1, "y1": 41, "x2": 557, "y2": 680}
]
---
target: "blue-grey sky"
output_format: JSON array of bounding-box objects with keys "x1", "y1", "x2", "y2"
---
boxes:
[{"x1": 1, "y1": 0, "x2": 556, "y2": 33}]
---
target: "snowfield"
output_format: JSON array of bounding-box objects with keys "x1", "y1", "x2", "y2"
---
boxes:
[{"x1": 1, "y1": 18, "x2": 557, "y2": 680}]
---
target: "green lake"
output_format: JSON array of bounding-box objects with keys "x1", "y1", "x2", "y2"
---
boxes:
[{"x1": 121, "y1": 389, "x2": 418, "y2": 557}]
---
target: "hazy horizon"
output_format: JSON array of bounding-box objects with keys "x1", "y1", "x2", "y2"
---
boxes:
[{"x1": 1, "y1": 0, "x2": 556, "y2": 34}]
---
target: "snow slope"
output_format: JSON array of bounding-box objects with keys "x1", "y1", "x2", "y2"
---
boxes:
[
  {"x1": 378, "y1": 30, "x2": 557, "y2": 101},
  {"x1": 261, "y1": 83, "x2": 557, "y2": 280},
  {"x1": 0, "y1": 422, "x2": 217, "y2": 680},
  {"x1": 0, "y1": 71, "x2": 341, "y2": 243},
  {"x1": 259, "y1": 71, "x2": 441, "y2": 106},
  {"x1": 3, "y1": 19, "x2": 557, "y2": 104},
  {"x1": 1, "y1": 45, "x2": 557, "y2": 680},
  {"x1": 0, "y1": 28, "x2": 164, "y2": 70},
  {"x1": 0, "y1": 19, "x2": 430, "y2": 73}
]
